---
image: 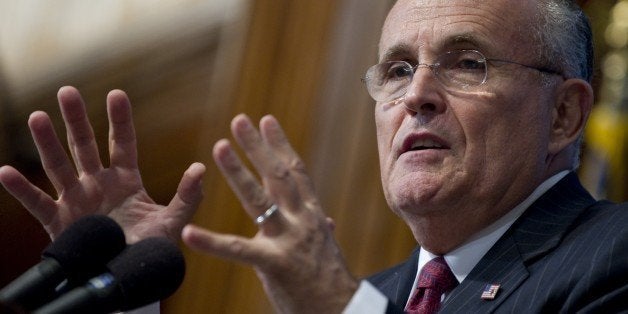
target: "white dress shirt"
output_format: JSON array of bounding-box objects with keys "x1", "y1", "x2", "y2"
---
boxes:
[{"x1": 344, "y1": 171, "x2": 569, "y2": 313}]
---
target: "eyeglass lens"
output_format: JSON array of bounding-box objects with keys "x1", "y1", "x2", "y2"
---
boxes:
[{"x1": 365, "y1": 50, "x2": 488, "y2": 102}]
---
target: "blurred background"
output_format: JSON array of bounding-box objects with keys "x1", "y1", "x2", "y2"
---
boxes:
[{"x1": 0, "y1": 0, "x2": 625, "y2": 313}]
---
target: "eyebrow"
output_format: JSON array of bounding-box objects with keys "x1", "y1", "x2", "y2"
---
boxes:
[
  {"x1": 379, "y1": 33, "x2": 490, "y2": 62},
  {"x1": 444, "y1": 34, "x2": 483, "y2": 48},
  {"x1": 379, "y1": 43, "x2": 413, "y2": 62}
]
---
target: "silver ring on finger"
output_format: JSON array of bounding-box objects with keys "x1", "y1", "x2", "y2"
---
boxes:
[{"x1": 255, "y1": 204, "x2": 279, "y2": 225}]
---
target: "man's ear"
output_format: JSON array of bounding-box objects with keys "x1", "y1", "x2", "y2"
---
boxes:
[{"x1": 548, "y1": 78, "x2": 594, "y2": 155}]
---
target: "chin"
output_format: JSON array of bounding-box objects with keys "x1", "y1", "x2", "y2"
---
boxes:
[{"x1": 385, "y1": 176, "x2": 445, "y2": 217}]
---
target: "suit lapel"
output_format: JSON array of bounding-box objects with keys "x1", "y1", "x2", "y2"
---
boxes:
[
  {"x1": 392, "y1": 249, "x2": 420, "y2": 307},
  {"x1": 441, "y1": 231, "x2": 529, "y2": 312},
  {"x1": 375, "y1": 247, "x2": 421, "y2": 307},
  {"x1": 441, "y1": 172, "x2": 596, "y2": 312}
]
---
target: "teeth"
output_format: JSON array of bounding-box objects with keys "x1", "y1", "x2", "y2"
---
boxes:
[{"x1": 411, "y1": 138, "x2": 443, "y2": 149}]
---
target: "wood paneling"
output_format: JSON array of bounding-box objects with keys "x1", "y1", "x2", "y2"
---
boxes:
[{"x1": 166, "y1": 1, "x2": 343, "y2": 313}]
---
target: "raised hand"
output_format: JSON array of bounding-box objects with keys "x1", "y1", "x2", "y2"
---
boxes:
[
  {"x1": 182, "y1": 114, "x2": 358, "y2": 313},
  {"x1": 0, "y1": 86, "x2": 205, "y2": 243}
]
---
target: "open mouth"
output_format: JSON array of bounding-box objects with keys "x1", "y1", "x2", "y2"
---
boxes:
[
  {"x1": 408, "y1": 138, "x2": 446, "y2": 151},
  {"x1": 399, "y1": 133, "x2": 450, "y2": 156}
]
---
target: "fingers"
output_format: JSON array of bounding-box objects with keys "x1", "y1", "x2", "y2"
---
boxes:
[
  {"x1": 230, "y1": 115, "x2": 300, "y2": 209},
  {"x1": 212, "y1": 139, "x2": 284, "y2": 234},
  {"x1": 0, "y1": 165, "x2": 57, "y2": 225},
  {"x1": 259, "y1": 115, "x2": 318, "y2": 204},
  {"x1": 107, "y1": 90, "x2": 139, "y2": 170},
  {"x1": 28, "y1": 111, "x2": 79, "y2": 193},
  {"x1": 57, "y1": 86, "x2": 103, "y2": 174},
  {"x1": 167, "y1": 162, "x2": 206, "y2": 222},
  {"x1": 214, "y1": 114, "x2": 321, "y2": 235},
  {"x1": 182, "y1": 224, "x2": 270, "y2": 266}
]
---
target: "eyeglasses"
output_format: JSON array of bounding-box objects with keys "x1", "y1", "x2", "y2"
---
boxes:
[{"x1": 363, "y1": 50, "x2": 563, "y2": 102}]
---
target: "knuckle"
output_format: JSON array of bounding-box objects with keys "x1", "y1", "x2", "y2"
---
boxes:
[
  {"x1": 222, "y1": 155, "x2": 242, "y2": 172},
  {"x1": 227, "y1": 238, "x2": 244, "y2": 255},
  {"x1": 244, "y1": 187, "x2": 268, "y2": 208},
  {"x1": 239, "y1": 179, "x2": 257, "y2": 195},
  {"x1": 289, "y1": 157, "x2": 307, "y2": 173},
  {"x1": 303, "y1": 199, "x2": 321, "y2": 210},
  {"x1": 271, "y1": 162, "x2": 290, "y2": 180}
]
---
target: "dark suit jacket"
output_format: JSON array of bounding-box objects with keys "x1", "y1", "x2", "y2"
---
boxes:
[{"x1": 368, "y1": 173, "x2": 628, "y2": 313}]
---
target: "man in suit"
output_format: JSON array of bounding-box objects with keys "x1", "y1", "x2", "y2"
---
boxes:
[
  {"x1": 359, "y1": 0, "x2": 628, "y2": 312},
  {"x1": 1, "y1": 0, "x2": 626, "y2": 313}
]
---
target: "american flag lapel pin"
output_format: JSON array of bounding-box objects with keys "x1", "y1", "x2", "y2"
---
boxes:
[{"x1": 481, "y1": 284, "x2": 500, "y2": 300}]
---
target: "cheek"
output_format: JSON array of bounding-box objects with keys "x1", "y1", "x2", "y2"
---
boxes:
[
  {"x1": 375, "y1": 109, "x2": 397, "y2": 172},
  {"x1": 460, "y1": 93, "x2": 551, "y2": 175}
]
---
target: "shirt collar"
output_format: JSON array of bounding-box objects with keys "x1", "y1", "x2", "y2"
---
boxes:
[{"x1": 416, "y1": 170, "x2": 569, "y2": 283}]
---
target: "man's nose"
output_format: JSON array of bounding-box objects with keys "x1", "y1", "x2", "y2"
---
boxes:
[{"x1": 402, "y1": 66, "x2": 446, "y2": 115}]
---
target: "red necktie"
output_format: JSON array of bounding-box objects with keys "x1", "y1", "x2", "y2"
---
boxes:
[{"x1": 405, "y1": 256, "x2": 458, "y2": 314}]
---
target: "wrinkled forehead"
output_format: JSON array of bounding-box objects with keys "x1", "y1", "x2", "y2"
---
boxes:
[{"x1": 379, "y1": 0, "x2": 538, "y2": 61}]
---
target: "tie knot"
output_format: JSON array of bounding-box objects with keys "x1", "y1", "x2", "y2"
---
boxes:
[{"x1": 418, "y1": 256, "x2": 458, "y2": 292}]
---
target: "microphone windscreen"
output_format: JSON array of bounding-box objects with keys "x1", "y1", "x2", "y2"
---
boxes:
[
  {"x1": 107, "y1": 237, "x2": 185, "y2": 310},
  {"x1": 42, "y1": 215, "x2": 126, "y2": 282}
]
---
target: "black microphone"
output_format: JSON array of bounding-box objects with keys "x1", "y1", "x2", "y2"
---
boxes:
[
  {"x1": 33, "y1": 237, "x2": 186, "y2": 314},
  {"x1": 0, "y1": 215, "x2": 126, "y2": 311}
]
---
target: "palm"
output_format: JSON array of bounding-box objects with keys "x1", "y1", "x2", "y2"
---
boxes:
[{"x1": 53, "y1": 168, "x2": 154, "y2": 241}]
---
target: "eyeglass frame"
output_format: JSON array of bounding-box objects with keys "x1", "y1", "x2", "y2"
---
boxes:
[{"x1": 362, "y1": 49, "x2": 564, "y2": 103}]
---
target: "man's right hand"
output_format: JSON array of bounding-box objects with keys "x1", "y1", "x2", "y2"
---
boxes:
[{"x1": 0, "y1": 86, "x2": 205, "y2": 243}]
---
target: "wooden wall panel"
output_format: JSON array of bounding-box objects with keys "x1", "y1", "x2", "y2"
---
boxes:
[
  {"x1": 307, "y1": 0, "x2": 415, "y2": 279},
  {"x1": 165, "y1": 1, "x2": 344, "y2": 313}
]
